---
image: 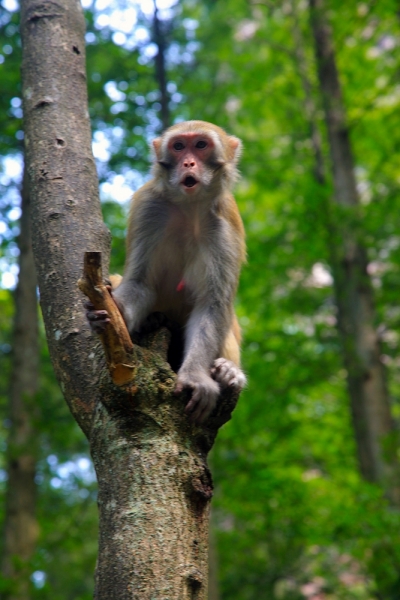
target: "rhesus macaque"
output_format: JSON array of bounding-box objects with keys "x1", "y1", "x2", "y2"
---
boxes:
[{"x1": 86, "y1": 120, "x2": 246, "y2": 422}]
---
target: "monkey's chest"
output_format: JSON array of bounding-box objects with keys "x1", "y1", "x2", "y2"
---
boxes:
[{"x1": 150, "y1": 235, "x2": 197, "y2": 321}]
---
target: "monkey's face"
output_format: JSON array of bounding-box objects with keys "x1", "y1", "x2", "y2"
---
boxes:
[
  {"x1": 166, "y1": 133, "x2": 219, "y2": 198},
  {"x1": 152, "y1": 121, "x2": 242, "y2": 201}
]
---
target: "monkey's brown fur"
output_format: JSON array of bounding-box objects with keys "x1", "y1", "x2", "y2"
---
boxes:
[{"x1": 87, "y1": 121, "x2": 246, "y2": 422}]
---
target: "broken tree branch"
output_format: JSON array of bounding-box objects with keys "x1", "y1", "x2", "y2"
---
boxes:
[{"x1": 78, "y1": 251, "x2": 136, "y2": 386}]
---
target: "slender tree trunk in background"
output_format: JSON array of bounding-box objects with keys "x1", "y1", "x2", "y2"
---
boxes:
[
  {"x1": 308, "y1": 0, "x2": 399, "y2": 498},
  {"x1": 20, "y1": 1, "x2": 238, "y2": 597},
  {"x1": 290, "y1": 1, "x2": 325, "y2": 186},
  {"x1": 153, "y1": 0, "x2": 170, "y2": 129},
  {"x1": 1, "y1": 165, "x2": 39, "y2": 599}
]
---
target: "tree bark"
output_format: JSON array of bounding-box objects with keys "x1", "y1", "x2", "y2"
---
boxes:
[
  {"x1": 20, "y1": 0, "x2": 110, "y2": 436},
  {"x1": 207, "y1": 524, "x2": 220, "y2": 600},
  {"x1": 153, "y1": 0, "x2": 170, "y2": 130},
  {"x1": 308, "y1": 0, "x2": 399, "y2": 497},
  {"x1": 1, "y1": 165, "x2": 39, "y2": 599},
  {"x1": 290, "y1": 0, "x2": 326, "y2": 186},
  {"x1": 20, "y1": 1, "x2": 238, "y2": 597}
]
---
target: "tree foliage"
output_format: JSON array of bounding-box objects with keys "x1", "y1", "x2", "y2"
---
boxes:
[{"x1": 1, "y1": 0, "x2": 400, "y2": 598}]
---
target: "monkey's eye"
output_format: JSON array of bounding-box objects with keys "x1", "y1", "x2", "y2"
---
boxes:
[
  {"x1": 195, "y1": 141, "x2": 207, "y2": 149},
  {"x1": 173, "y1": 142, "x2": 185, "y2": 151}
]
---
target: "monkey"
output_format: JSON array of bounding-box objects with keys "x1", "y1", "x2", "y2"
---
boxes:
[{"x1": 86, "y1": 120, "x2": 246, "y2": 423}]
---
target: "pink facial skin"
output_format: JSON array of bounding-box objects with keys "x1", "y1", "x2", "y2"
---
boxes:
[{"x1": 167, "y1": 133, "x2": 215, "y2": 195}]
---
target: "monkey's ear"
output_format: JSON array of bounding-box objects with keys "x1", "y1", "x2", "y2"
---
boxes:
[
  {"x1": 152, "y1": 138, "x2": 162, "y2": 159},
  {"x1": 228, "y1": 136, "x2": 242, "y2": 162}
]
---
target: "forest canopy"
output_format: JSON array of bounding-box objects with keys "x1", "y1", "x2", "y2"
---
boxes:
[{"x1": 1, "y1": 0, "x2": 400, "y2": 599}]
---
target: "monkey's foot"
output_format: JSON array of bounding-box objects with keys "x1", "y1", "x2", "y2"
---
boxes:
[{"x1": 211, "y1": 358, "x2": 247, "y2": 390}]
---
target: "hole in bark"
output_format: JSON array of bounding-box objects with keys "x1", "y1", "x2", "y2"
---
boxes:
[
  {"x1": 56, "y1": 138, "x2": 65, "y2": 147},
  {"x1": 72, "y1": 45, "x2": 80, "y2": 54},
  {"x1": 35, "y1": 97, "x2": 53, "y2": 109},
  {"x1": 188, "y1": 577, "x2": 202, "y2": 589},
  {"x1": 187, "y1": 570, "x2": 203, "y2": 596}
]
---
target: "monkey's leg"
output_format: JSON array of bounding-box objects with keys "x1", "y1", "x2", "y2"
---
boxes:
[
  {"x1": 221, "y1": 327, "x2": 240, "y2": 364},
  {"x1": 210, "y1": 320, "x2": 247, "y2": 390}
]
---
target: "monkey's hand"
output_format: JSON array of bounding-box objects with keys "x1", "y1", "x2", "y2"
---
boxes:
[
  {"x1": 85, "y1": 283, "x2": 124, "y2": 334},
  {"x1": 211, "y1": 358, "x2": 247, "y2": 390},
  {"x1": 85, "y1": 300, "x2": 111, "y2": 334},
  {"x1": 175, "y1": 370, "x2": 220, "y2": 424}
]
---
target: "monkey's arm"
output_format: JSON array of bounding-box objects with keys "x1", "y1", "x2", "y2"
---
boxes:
[
  {"x1": 86, "y1": 276, "x2": 156, "y2": 336},
  {"x1": 175, "y1": 302, "x2": 228, "y2": 423},
  {"x1": 113, "y1": 193, "x2": 171, "y2": 332},
  {"x1": 176, "y1": 222, "x2": 245, "y2": 422},
  {"x1": 112, "y1": 280, "x2": 155, "y2": 334},
  {"x1": 86, "y1": 188, "x2": 168, "y2": 335}
]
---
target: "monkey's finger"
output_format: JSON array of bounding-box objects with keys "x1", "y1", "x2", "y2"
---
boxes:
[
  {"x1": 191, "y1": 402, "x2": 209, "y2": 423},
  {"x1": 212, "y1": 358, "x2": 246, "y2": 390},
  {"x1": 185, "y1": 397, "x2": 198, "y2": 415},
  {"x1": 87, "y1": 310, "x2": 109, "y2": 321},
  {"x1": 185, "y1": 389, "x2": 202, "y2": 415},
  {"x1": 91, "y1": 321, "x2": 111, "y2": 330},
  {"x1": 196, "y1": 407, "x2": 211, "y2": 424},
  {"x1": 214, "y1": 357, "x2": 227, "y2": 368},
  {"x1": 227, "y1": 369, "x2": 247, "y2": 388},
  {"x1": 218, "y1": 364, "x2": 231, "y2": 379},
  {"x1": 186, "y1": 387, "x2": 210, "y2": 421},
  {"x1": 84, "y1": 301, "x2": 95, "y2": 310},
  {"x1": 191, "y1": 398, "x2": 214, "y2": 424},
  {"x1": 89, "y1": 319, "x2": 111, "y2": 334},
  {"x1": 211, "y1": 359, "x2": 229, "y2": 379},
  {"x1": 229, "y1": 374, "x2": 246, "y2": 388},
  {"x1": 211, "y1": 361, "x2": 222, "y2": 372},
  {"x1": 175, "y1": 378, "x2": 196, "y2": 397},
  {"x1": 188, "y1": 404, "x2": 204, "y2": 423},
  {"x1": 174, "y1": 382, "x2": 184, "y2": 396}
]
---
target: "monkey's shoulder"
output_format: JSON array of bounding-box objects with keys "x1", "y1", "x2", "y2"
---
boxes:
[
  {"x1": 211, "y1": 216, "x2": 245, "y2": 266},
  {"x1": 218, "y1": 193, "x2": 245, "y2": 242},
  {"x1": 130, "y1": 179, "x2": 161, "y2": 204},
  {"x1": 128, "y1": 180, "x2": 167, "y2": 220}
]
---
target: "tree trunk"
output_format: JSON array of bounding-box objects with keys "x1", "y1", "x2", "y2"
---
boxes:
[
  {"x1": 153, "y1": 0, "x2": 170, "y2": 130},
  {"x1": 290, "y1": 0, "x2": 326, "y2": 186},
  {"x1": 207, "y1": 524, "x2": 220, "y2": 600},
  {"x1": 20, "y1": 2, "x2": 238, "y2": 598},
  {"x1": 1, "y1": 165, "x2": 39, "y2": 599},
  {"x1": 308, "y1": 0, "x2": 399, "y2": 497}
]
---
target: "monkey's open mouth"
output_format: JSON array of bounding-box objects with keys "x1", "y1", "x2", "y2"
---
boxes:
[{"x1": 182, "y1": 176, "x2": 198, "y2": 188}]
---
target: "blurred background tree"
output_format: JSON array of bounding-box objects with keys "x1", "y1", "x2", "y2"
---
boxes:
[{"x1": 1, "y1": 0, "x2": 400, "y2": 598}]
